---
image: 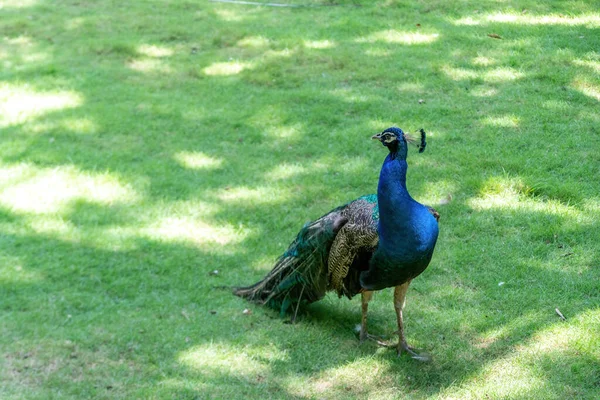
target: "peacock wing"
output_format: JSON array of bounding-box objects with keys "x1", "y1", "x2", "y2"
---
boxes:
[{"x1": 328, "y1": 223, "x2": 378, "y2": 295}]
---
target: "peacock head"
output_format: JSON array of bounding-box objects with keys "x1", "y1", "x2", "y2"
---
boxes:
[{"x1": 372, "y1": 127, "x2": 426, "y2": 158}]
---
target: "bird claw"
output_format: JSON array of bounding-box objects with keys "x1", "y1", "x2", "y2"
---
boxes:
[
  {"x1": 361, "y1": 333, "x2": 393, "y2": 347},
  {"x1": 398, "y1": 342, "x2": 431, "y2": 362},
  {"x1": 357, "y1": 327, "x2": 391, "y2": 347}
]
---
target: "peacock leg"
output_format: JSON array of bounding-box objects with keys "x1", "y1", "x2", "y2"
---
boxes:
[
  {"x1": 359, "y1": 291, "x2": 390, "y2": 346},
  {"x1": 394, "y1": 281, "x2": 429, "y2": 361},
  {"x1": 359, "y1": 290, "x2": 373, "y2": 342}
]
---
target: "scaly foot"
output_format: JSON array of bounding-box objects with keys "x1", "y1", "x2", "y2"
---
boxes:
[
  {"x1": 357, "y1": 326, "x2": 391, "y2": 347},
  {"x1": 398, "y1": 341, "x2": 431, "y2": 362}
]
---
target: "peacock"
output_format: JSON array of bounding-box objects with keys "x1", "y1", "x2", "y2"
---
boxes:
[{"x1": 234, "y1": 127, "x2": 439, "y2": 359}]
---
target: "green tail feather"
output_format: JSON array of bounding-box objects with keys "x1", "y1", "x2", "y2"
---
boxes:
[{"x1": 233, "y1": 207, "x2": 347, "y2": 315}]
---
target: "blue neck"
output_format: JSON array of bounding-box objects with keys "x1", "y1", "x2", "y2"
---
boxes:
[
  {"x1": 377, "y1": 153, "x2": 414, "y2": 247},
  {"x1": 378, "y1": 153, "x2": 411, "y2": 206}
]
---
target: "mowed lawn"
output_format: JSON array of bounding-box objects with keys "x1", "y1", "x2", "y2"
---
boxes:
[{"x1": 1, "y1": 0, "x2": 599, "y2": 399}]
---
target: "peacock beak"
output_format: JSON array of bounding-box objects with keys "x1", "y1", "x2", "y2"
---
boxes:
[{"x1": 371, "y1": 133, "x2": 382, "y2": 141}]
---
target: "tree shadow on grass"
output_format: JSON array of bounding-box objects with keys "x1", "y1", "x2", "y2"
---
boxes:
[{"x1": 1, "y1": 0, "x2": 600, "y2": 398}]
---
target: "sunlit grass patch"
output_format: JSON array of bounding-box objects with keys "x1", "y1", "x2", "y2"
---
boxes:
[
  {"x1": 572, "y1": 78, "x2": 600, "y2": 101},
  {"x1": 469, "y1": 86, "x2": 498, "y2": 97},
  {"x1": 24, "y1": 216, "x2": 79, "y2": 240},
  {"x1": 143, "y1": 217, "x2": 250, "y2": 247},
  {"x1": 213, "y1": 7, "x2": 246, "y2": 22},
  {"x1": 482, "y1": 114, "x2": 520, "y2": 128},
  {"x1": 472, "y1": 56, "x2": 496, "y2": 67},
  {"x1": 442, "y1": 311, "x2": 600, "y2": 399},
  {"x1": 441, "y1": 66, "x2": 479, "y2": 81},
  {"x1": 174, "y1": 151, "x2": 223, "y2": 170},
  {"x1": 0, "y1": 84, "x2": 82, "y2": 127},
  {"x1": 303, "y1": 39, "x2": 335, "y2": 49},
  {"x1": 0, "y1": 0, "x2": 37, "y2": 8},
  {"x1": 0, "y1": 164, "x2": 138, "y2": 215},
  {"x1": 482, "y1": 67, "x2": 524, "y2": 83},
  {"x1": 217, "y1": 185, "x2": 292, "y2": 205},
  {"x1": 572, "y1": 59, "x2": 600, "y2": 74},
  {"x1": 453, "y1": 13, "x2": 600, "y2": 27},
  {"x1": 59, "y1": 117, "x2": 99, "y2": 135},
  {"x1": 356, "y1": 30, "x2": 440, "y2": 45},
  {"x1": 265, "y1": 163, "x2": 306, "y2": 181},
  {"x1": 1, "y1": 36, "x2": 49, "y2": 65},
  {"x1": 179, "y1": 342, "x2": 285, "y2": 376},
  {"x1": 127, "y1": 58, "x2": 173, "y2": 74},
  {"x1": 137, "y1": 44, "x2": 174, "y2": 58},
  {"x1": 203, "y1": 60, "x2": 253, "y2": 76},
  {"x1": 285, "y1": 358, "x2": 393, "y2": 398},
  {"x1": 237, "y1": 36, "x2": 270, "y2": 48},
  {"x1": 441, "y1": 66, "x2": 524, "y2": 82}
]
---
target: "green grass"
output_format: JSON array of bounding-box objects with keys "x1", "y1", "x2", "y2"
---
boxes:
[{"x1": 1, "y1": 0, "x2": 599, "y2": 398}]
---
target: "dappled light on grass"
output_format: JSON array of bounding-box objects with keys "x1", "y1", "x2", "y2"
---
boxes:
[
  {"x1": 443, "y1": 310, "x2": 600, "y2": 399},
  {"x1": 1, "y1": 36, "x2": 49, "y2": 64},
  {"x1": 0, "y1": 0, "x2": 37, "y2": 8},
  {"x1": 265, "y1": 163, "x2": 306, "y2": 181},
  {"x1": 237, "y1": 36, "x2": 270, "y2": 48},
  {"x1": 137, "y1": 44, "x2": 174, "y2": 58},
  {"x1": 0, "y1": 84, "x2": 82, "y2": 128},
  {"x1": 6, "y1": 116, "x2": 97, "y2": 135},
  {"x1": 472, "y1": 56, "x2": 496, "y2": 67},
  {"x1": 364, "y1": 48, "x2": 391, "y2": 57},
  {"x1": 217, "y1": 185, "x2": 292, "y2": 205},
  {"x1": 453, "y1": 13, "x2": 600, "y2": 27},
  {"x1": 573, "y1": 59, "x2": 600, "y2": 74},
  {"x1": 213, "y1": 8, "x2": 247, "y2": 22},
  {"x1": 248, "y1": 106, "x2": 303, "y2": 139},
  {"x1": 572, "y1": 78, "x2": 600, "y2": 102},
  {"x1": 483, "y1": 67, "x2": 524, "y2": 83},
  {"x1": 0, "y1": 256, "x2": 41, "y2": 283},
  {"x1": 127, "y1": 59, "x2": 173, "y2": 74},
  {"x1": 482, "y1": 114, "x2": 520, "y2": 128},
  {"x1": 203, "y1": 60, "x2": 253, "y2": 76},
  {"x1": 416, "y1": 178, "x2": 458, "y2": 207},
  {"x1": 441, "y1": 66, "x2": 524, "y2": 83},
  {"x1": 444, "y1": 356, "x2": 543, "y2": 399},
  {"x1": 128, "y1": 44, "x2": 174, "y2": 74},
  {"x1": 469, "y1": 176, "x2": 588, "y2": 221},
  {"x1": 357, "y1": 30, "x2": 439, "y2": 45},
  {"x1": 0, "y1": 164, "x2": 138, "y2": 215},
  {"x1": 143, "y1": 217, "x2": 250, "y2": 247},
  {"x1": 284, "y1": 358, "x2": 393, "y2": 399},
  {"x1": 470, "y1": 86, "x2": 498, "y2": 97},
  {"x1": 264, "y1": 123, "x2": 302, "y2": 139},
  {"x1": 174, "y1": 151, "x2": 223, "y2": 170},
  {"x1": 60, "y1": 117, "x2": 98, "y2": 135},
  {"x1": 178, "y1": 342, "x2": 285, "y2": 377},
  {"x1": 23, "y1": 216, "x2": 78, "y2": 240},
  {"x1": 442, "y1": 66, "x2": 478, "y2": 81},
  {"x1": 530, "y1": 308, "x2": 600, "y2": 355},
  {"x1": 469, "y1": 193, "x2": 581, "y2": 217},
  {"x1": 583, "y1": 199, "x2": 600, "y2": 213},
  {"x1": 541, "y1": 99, "x2": 571, "y2": 111},
  {"x1": 303, "y1": 39, "x2": 335, "y2": 49}
]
